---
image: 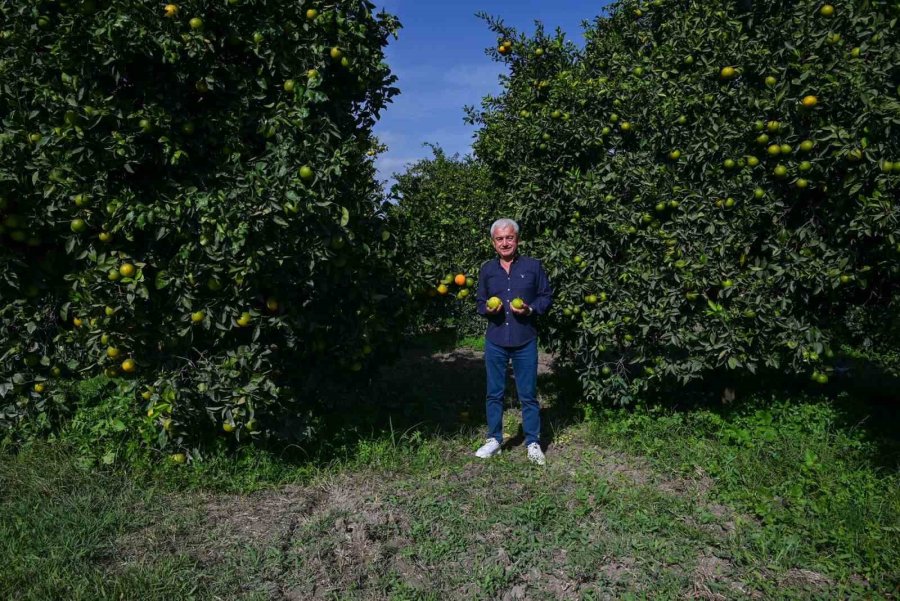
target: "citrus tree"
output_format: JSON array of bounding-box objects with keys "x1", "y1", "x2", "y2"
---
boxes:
[
  {"x1": 388, "y1": 147, "x2": 505, "y2": 337},
  {"x1": 0, "y1": 0, "x2": 404, "y2": 455},
  {"x1": 472, "y1": 1, "x2": 899, "y2": 404}
]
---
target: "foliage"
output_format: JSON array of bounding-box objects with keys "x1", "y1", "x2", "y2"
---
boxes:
[
  {"x1": 471, "y1": 0, "x2": 900, "y2": 403},
  {"x1": 388, "y1": 146, "x2": 504, "y2": 337},
  {"x1": 588, "y1": 396, "x2": 900, "y2": 586},
  {"x1": 0, "y1": 0, "x2": 404, "y2": 453}
]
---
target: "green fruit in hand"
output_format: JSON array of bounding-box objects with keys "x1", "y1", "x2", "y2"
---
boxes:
[
  {"x1": 511, "y1": 298, "x2": 525, "y2": 310},
  {"x1": 487, "y1": 296, "x2": 502, "y2": 311}
]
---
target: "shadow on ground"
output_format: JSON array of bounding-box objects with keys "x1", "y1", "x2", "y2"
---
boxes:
[{"x1": 310, "y1": 331, "x2": 584, "y2": 459}]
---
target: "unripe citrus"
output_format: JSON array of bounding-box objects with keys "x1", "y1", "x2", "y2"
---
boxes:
[{"x1": 720, "y1": 66, "x2": 737, "y2": 79}]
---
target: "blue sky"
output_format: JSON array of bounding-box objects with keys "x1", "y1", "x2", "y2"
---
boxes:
[{"x1": 372, "y1": 0, "x2": 612, "y2": 188}]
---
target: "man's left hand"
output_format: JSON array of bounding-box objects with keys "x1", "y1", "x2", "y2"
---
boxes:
[{"x1": 510, "y1": 303, "x2": 532, "y2": 316}]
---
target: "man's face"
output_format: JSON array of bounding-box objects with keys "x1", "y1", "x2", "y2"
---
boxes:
[{"x1": 492, "y1": 226, "x2": 518, "y2": 261}]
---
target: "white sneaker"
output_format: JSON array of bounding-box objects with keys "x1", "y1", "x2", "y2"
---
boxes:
[
  {"x1": 527, "y1": 443, "x2": 546, "y2": 465},
  {"x1": 475, "y1": 438, "x2": 502, "y2": 459}
]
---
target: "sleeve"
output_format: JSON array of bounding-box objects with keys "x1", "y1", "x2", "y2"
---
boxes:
[
  {"x1": 529, "y1": 260, "x2": 553, "y2": 316},
  {"x1": 475, "y1": 263, "x2": 489, "y2": 316}
]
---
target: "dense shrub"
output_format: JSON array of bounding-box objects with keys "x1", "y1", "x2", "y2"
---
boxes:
[
  {"x1": 0, "y1": 0, "x2": 404, "y2": 454},
  {"x1": 388, "y1": 147, "x2": 505, "y2": 338},
  {"x1": 471, "y1": 0, "x2": 900, "y2": 403}
]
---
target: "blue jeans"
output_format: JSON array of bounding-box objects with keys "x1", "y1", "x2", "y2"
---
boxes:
[{"x1": 485, "y1": 338, "x2": 540, "y2": 446}]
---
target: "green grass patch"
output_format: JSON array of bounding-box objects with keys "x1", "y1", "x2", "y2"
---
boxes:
[
  {"x1": 456, "y1": 335, "x2": 486, "y2": 351},
  {"x1": 586, "y1": 396, "x2": 900, "y2": 591}
]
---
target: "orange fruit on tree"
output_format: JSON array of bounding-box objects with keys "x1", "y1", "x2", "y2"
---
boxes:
[
  {"x1": 121, "y1": 358, "x2": 136, "y2": 373},
  {"x1": 306, "y1": 8, "x2": 318, "y2": 20},
  {"x1": 801, "y1": 95, "x2": 818, "y2": 107},
  {"x1": 454, "y1": 274, "x2": 466, "y2": 286},
  {"x1": 436, "y1": 284, "x2": 449, "y2": 296},
  {"x1": 164, "y1": 4, "x2": 178, "y2": 17},
  {"x1": 119, "y1": 263, "x2": 135, "y2": 278}
]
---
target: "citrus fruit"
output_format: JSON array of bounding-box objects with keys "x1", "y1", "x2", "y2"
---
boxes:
[
  {"x1": 121, "y1": 358, "x2": 136, "y2": 373},
  {"x1": 487, "y1": 296, "x2": 502, "y2": 310},
  {"x1": 191, "y1": 311, "x2": 205, "y2": 323},
  {"x1": 511, "y1": 298, "x2": 525, "y2": 310},
  {"x1": 189, "y1": 17, "x2": 202, "y2": 30},
  {"x1": 454, "y1": 274, "x2": 466, "y2": 286},
  {"x1": 119, "y1": 263, "x2": 135, "y2": 278}
]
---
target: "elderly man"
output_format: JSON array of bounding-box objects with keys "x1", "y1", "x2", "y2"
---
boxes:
[{"x1": 474, "y1": 218, "x2": 553, "y2": 465}]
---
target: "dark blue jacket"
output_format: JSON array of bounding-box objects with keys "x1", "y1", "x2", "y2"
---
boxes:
[{"x1": 476, "y1": 255, "x2": 553, "y2": 348}]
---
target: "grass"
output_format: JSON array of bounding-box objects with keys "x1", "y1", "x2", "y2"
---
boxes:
[{"x1": 1, "y1": 348, "x2": 898, "y2": 599}]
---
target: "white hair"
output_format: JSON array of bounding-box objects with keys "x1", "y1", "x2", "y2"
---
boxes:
[{"x1": 490, "y1": 218, "x2": 520, "y2": 237}]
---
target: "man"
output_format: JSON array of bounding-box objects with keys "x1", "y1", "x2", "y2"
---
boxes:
[{"x1": 474, "y1": 218, "x2": 553, "y2": 465}]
